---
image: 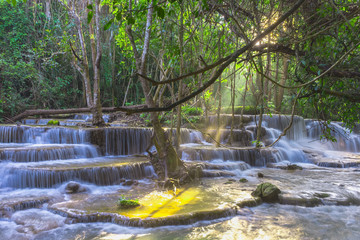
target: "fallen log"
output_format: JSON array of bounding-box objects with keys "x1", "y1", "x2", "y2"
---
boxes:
[{"x1": 5, "y1": 105, "x2": 147, "y2": 123}]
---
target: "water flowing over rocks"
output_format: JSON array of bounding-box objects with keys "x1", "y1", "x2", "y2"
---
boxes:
[{"x1": 1, "y1": 113, "x2": 360, "y2": 238}]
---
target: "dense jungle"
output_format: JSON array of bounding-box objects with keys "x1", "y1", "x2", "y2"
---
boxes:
[{"x1": 0, "y1": 0, "x2": 360, "y2": 239}]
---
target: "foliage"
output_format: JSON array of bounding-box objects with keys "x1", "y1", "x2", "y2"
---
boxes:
[
  {"x1": 117, "y1": 195, "x2": 140, "y2": 209},
  {"x1": 181, "y1": 105, "x2": 203, "y2": 116},
  {"x1": 3, "y1": 0, "x2": 360, "y2": 143},
  {"x1": 46, "y1": 120, "x2": 59, "y2": 126},
  {"x1": 221, "y1": 106, "x2": 259, "y2": 115}
]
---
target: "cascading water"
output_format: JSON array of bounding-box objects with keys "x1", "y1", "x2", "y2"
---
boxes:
[{"x1": 1, "y1": 114, "x2": 360, "y2": 239}]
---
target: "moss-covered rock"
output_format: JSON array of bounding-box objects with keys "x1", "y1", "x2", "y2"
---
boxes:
[
  {"x1": 117, "y1": 196, "x2": 140, "y2": 209},
  {"x1": 46, "y1": 120, "x2": 60, "y2": 126},
  {"x1": 279, "y1": 164, "x2": 303, "y2": 170},
  {"x1": 239, "y1": 178, "x2": 248, "y2": 183},
  {"x1": 251, "y1": 182, "x2": 281, "y2": 202}
]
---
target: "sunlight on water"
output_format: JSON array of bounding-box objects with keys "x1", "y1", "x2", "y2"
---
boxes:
[{"x1": 118, "y1": 187, "x2": 201, "y2": 218}]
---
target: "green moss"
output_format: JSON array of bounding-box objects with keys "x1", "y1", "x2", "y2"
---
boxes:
[
  {"x1": 239, "y1": 178, "x2": 248, "y2": 183},
  {"x1": 314, "y1": 193, "x2": 330, "y2": 198},
  {"x1": 117, "y1": 196, "x2": 140, "y2": 209},
  {"x1": 47, "y1": 120, "x2": 60, "y2": 126},
  {"x1": 251, "y1": 182, "x2": 281, "y2": 202},
  {"x1": 279, "y1": 164, "x2": 303, "y2": 170}
]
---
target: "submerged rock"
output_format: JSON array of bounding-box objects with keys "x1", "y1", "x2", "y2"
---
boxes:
[
  {"x1": 122, "y1": 180, "x2": 139, "y2": 186},
  {"x1": 279, "y1": 195, "x2": 322, "y2": 207},
  {"x1": 237, "y1": 197, "x2": 262, "y2": 208},
  {"x1": 251, "y1": 182, "x2": 281, "y2": 202},
  {"x1": 279, "y1": 164, "x2": 303, "y2": 171},
  {"x1": 65, "y1": 181, "x2": 87, "y2": 194},
  {"x1": 11, "y1": 209, "x2": 65, "y2": 234},
  {"x1": 257, "y1": 172, "x2": 264, "y2": 178}
]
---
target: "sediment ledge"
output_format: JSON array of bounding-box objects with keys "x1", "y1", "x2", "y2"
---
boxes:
[
  {"x1": 0, "y1": 197, "x2": 50, "y2": 218},
  {"x1": 49, "y1": 206, "x2": 239, "y2": 227}
]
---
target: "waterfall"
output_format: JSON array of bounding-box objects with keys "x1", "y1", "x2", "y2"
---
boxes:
[
  {"x1": 104, "y1": 128, "x2": 152, "y2": 155},
  {"x1": 0, "y1": 144, "x2": 99, "y2": 162},
  {"x1": 2, "y1": 162, "x2": 155, "y2": 188},
  {"x1": 306, "y1": 121, "x2": 360, "y2": 152},
  {"x1": 0, "y1": 126, "x2": 89, "y2": 144}
]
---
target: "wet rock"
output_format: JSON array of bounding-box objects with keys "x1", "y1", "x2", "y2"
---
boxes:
[
  {"x1": 65, "y1": 181, "x2": 87, "y2": 194},
  {"x1": 251, "y1": 182, "x2": 281, "y2": 202},
  {"x1": 122, "y1": 180, "x2": 139, "y2": 186},
  {"x1": 186, "y1": 164, "x2": 203, "y2": 179},
  {"x1": 279, "y1": 195, "x2": 322, "y2": 207},
  {"x1": 239, "y1": 178, "x2": 248, "y2": 183},
  {"x1": 257, "y1": 172, "x2": 264, "y2": 178},
  {"x1": 202, "y1": 170, "x2": 237, "y2": 178},
  {"x1": 279, "y1": 164, "x2": 303, "y2": 171},
  {"x1": 164, "y1": 178, "x2": 180, "y2": 190},
  {"x1": 11, "y1": 209, "x2": 65, "y2": 234},
  {"x1": 0, "y1": 197, "x2": 50, "y2": 218},
  {"x1": 313, "y1": 193, "x2": 330, "y2": 198},
  {"x1": 237, "y1": 197, "x2": 262, "y2": 208},
  {"x1": 246, "y1": 126, "x2": 267, "y2": 137}
]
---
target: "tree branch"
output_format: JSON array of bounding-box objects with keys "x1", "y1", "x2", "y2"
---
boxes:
[{"x1": 138, "y1": 0, "x2": 306, "y2": 86}]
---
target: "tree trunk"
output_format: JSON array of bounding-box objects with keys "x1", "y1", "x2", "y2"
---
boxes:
[
  {"x1": 72, "y1": 9, "x2": 93, "y2": 108},
  {"x1": 8, "y1": 107, "x2": 121, "y2": 123},
  {"x1": 91, "y1": 0, "x2": 105, "y2": 126},
  {"x1": 276, "y1": 56, "x2": 289, "y2": 112},
  {"x1": 216, "y1": 37, "x2": 222, "y2": 147},
  {"x1": 45, "y1": 0, "x2": 51, "y2": 19},
  {"x1": 126, "y1": 0, "x2": 185, "y2": 180},
  {"x1": 228, "y1": 62, "x2": 236, "y2": 145},
  {"x1": 110, "y1": 31, "x2": 116, "y2": 107},
  {"x1": 240, "y1": 70, "x2": 249, "y2": 129},
  {"x1": 176, "y1": 2, "x2": 184, "y2": 148},
  {"x1": 274, "y1": 53, "x2": 280, "y2": 112},
  {"x1": 256, "y1": 56, "x2": 264, "y2": 147}
]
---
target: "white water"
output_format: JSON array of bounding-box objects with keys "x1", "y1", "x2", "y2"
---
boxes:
[{"x1": 1, "y1": 115, "x2": 360, "y2": 239}]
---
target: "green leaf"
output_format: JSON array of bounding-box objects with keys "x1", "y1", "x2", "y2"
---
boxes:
[
  {"x1": 87, "y1": 4, "x2": 93, "y2": 10},
  {"x1": 157, "y1": 7, "x2": 165, "y2": 19},
  {"x1": 116, "y1": 12, "x2": 122, "y2": 21},
  {"x1": 12, "y1": 0, "x2": 17, "y2": 6},
  {"x1": 127, "y1": 17, "x2": 135, "y2": 25},
  {"x1": 87, "y1": 11, "x2": 94, "y2": 24},
  {"x1": 104, "y1": 19, "x2": 114, "y2": 30}
]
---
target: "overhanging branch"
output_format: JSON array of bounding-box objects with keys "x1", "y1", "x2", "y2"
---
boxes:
[{"x1": 138, "y1": 0, "x2": 306, "y2": 86}]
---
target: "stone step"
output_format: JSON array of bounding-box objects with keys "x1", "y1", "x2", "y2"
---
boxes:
[
  {"x1": 1, "y1": 156, "x2": 155, "y2": 188},
  {"x1": 0, "y1": 144, "x2": 99, "y2": 162},
  {"x1": 180, "y1": 145, "x2": 280, "y2": 167}
]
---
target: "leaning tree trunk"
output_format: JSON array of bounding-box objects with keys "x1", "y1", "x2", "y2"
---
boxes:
[{"x1": 126, "y1": 0, "x2": 185, "y2": 180}]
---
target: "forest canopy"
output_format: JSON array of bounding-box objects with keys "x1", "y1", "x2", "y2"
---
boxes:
[{"x1": 1, "y1": 0, "x2": 359, "y2": 130}]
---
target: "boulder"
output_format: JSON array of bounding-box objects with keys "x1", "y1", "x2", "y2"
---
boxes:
[
  {"x1": 65, "y1": 181, "x2": 87, "y2": 194},
  {"x1": 122, "y1": 180, "x2": 139, "y2": 186},
  {"x1": 251, "y1": 182, "x2": 281, "y2": 202}
]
